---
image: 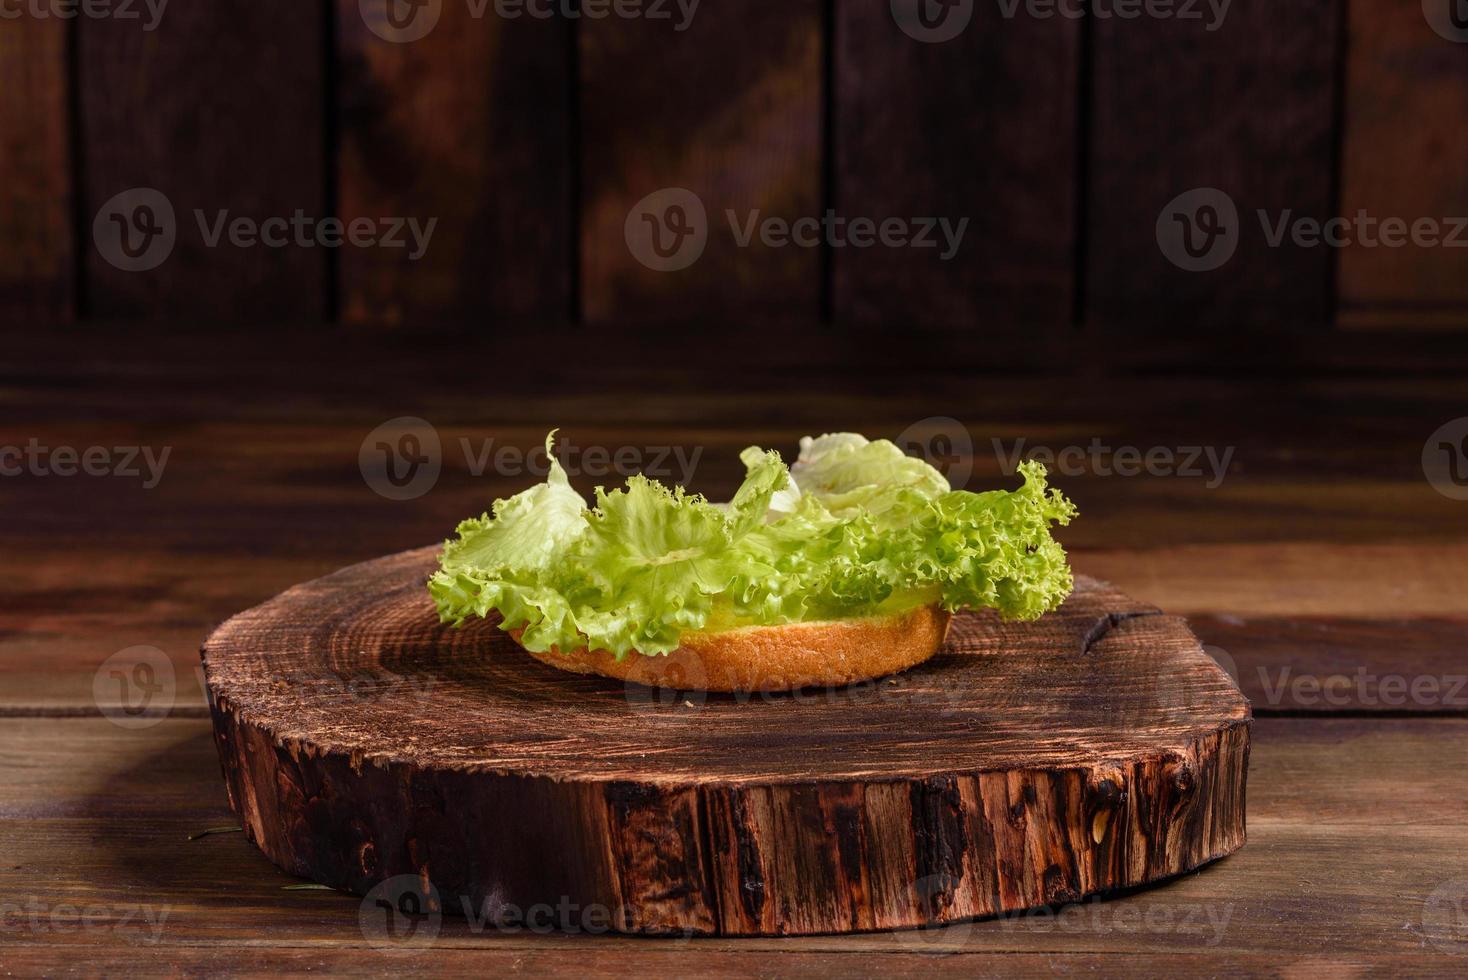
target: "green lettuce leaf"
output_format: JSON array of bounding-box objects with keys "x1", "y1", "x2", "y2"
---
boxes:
[
  {"x1": 430, "y1": 432, "x2": 1077, "y2": 659},
  {"x1": 790, "y1": 433, "x2": 951, "y2": 522}
]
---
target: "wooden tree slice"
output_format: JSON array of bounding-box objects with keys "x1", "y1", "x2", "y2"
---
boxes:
[{"x1": 203, "y1": 547, "x2": 1250, "y2": 937}]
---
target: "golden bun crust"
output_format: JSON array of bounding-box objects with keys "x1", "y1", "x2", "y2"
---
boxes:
[{"x1": 509, "y1": 604, "x2": 952, "y2": 693}]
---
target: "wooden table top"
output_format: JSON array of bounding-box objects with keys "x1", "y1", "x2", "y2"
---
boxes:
[{"x1": 4, "y1": 328, "x2": 1466, "y2": 975}]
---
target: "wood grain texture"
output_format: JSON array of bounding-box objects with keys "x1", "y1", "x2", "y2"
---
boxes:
[
  {"x1": 338, "y1": 0, "x2": 571, "y2": 325},
  {"x1": 1337, "y1": 0, "x2": 1468, "y2": 329},
  {"x1": 834, "y1": 3, "x2": 1078, "y2": 329},
  {"x1": 78, "y1": 1, "x2": 324, "y2": 320},
  {"x1": 0, "y1": 16, "x2": 71, "y2": 323},
  {"x1": 201, "y1": 549, "x2": 1249, "y2": 936},
  {"x1": 1086, "y1": 0, "x2": 1338, "y2": 332},
  {"x1": 579, "y1": 0, "x2": 821, "y2": 323}
]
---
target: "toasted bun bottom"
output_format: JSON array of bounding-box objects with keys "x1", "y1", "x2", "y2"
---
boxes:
[{"x1": 509, "y1": 604, "x2": 952, "y2": 693}]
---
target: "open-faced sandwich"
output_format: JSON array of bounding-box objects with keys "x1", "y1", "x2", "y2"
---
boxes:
[{"x1": 430, "y1": 432, "x2": 1076, "y2": 693}]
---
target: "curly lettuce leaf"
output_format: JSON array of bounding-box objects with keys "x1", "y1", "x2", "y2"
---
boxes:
[
  {"x1": 790, "y1": 433, "x2": 951, "y2": 521},
  {"x1": 437, "y1": 431, "x2": 586, "y2": 579},
  {"x1": 430, "y1": 432, "x2": 1077, "y2": 659}
]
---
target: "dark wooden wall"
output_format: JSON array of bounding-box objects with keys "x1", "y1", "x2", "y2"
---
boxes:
[{"x1": 2, "y1": 0, "x2": 1465, "y2": 334}]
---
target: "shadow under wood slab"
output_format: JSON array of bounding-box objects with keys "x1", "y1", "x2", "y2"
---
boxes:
[{"x1": 201, "y1": 548, "x2": 1250, "y2": 936}]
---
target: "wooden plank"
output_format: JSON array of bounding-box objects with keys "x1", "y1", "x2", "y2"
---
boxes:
[
  {"x1": 1191, "y1": 614, "x2": 1468, "y2": 714},
  {"x1": 579, "y1": 0, "x2": 822, "y2": 323},
  {"x1": 337, "y1": 1, "x2": 571, "y2": 325},
  {"x1": 0, "y1": 16, "x2": 71, "y2": 322},
  {"x1": 1337, "y1": 0, "x2": 1468, "y2": 329},
  {"x1": 2, "y1": 716, "x2": 1466, "y2": 962},
  {"x1": 1086, "y1": 0, "x2": 1338, "y2": 331},
  {"x1": 834, "y1": 4, "x2": 1079, "y2": 330},
  {"x1": 4, "y1": 947, "x2": 1460, "y2": 978},
  {"x1": 78, "y1": 2, "x2": 325, "y2": 320},
  {"x1": 1081, "y1": 544, "x2": 1468, "y2": 619}
]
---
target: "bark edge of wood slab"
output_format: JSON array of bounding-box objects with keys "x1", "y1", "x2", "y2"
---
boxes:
[{"x1": 202, "y1": 546, "x2": 1251, "y2": 937}]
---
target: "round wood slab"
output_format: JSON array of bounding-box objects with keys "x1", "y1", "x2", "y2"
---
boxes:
[{"x1": 203, "y1": 547, "x2": 1250, "y2": 937}]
